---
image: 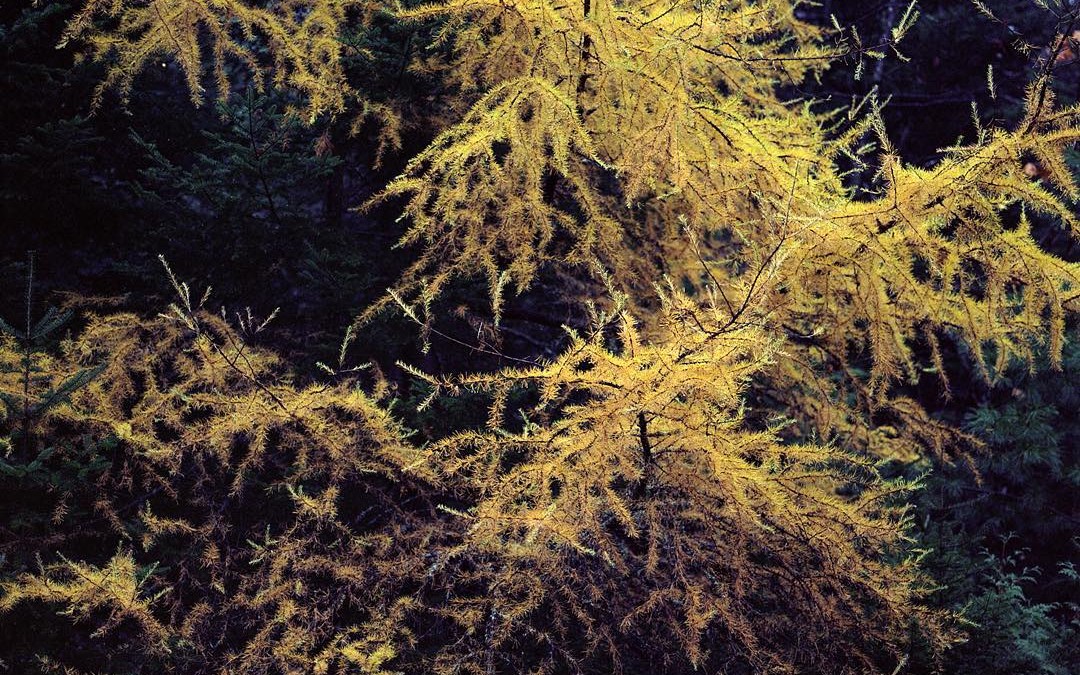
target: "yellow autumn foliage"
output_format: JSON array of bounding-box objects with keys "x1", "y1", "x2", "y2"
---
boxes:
[{"x1": 3, "y1": 0, "x2": 1078, "y2": 673}]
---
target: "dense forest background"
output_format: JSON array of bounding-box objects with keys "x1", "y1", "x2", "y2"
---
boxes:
[{"x1": 1, "y1": 0, "x2": 1078, "y2": 673}]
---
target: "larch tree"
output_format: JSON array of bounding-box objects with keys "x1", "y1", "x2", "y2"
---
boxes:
[{"x1": 2, "y1": 0, "x2": 1079, "y2": 673}]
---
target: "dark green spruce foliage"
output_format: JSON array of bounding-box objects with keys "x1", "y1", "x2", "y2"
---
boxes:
[
  {"x1": 912, "y1": 334, "x2": 1080, "y2": 674},
  {"x1": 130, "y1": 92, "x2": 339, "y2": 297},
  {"x1": 0, "y1": 262, "x2": 104, "y2": 458}
]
